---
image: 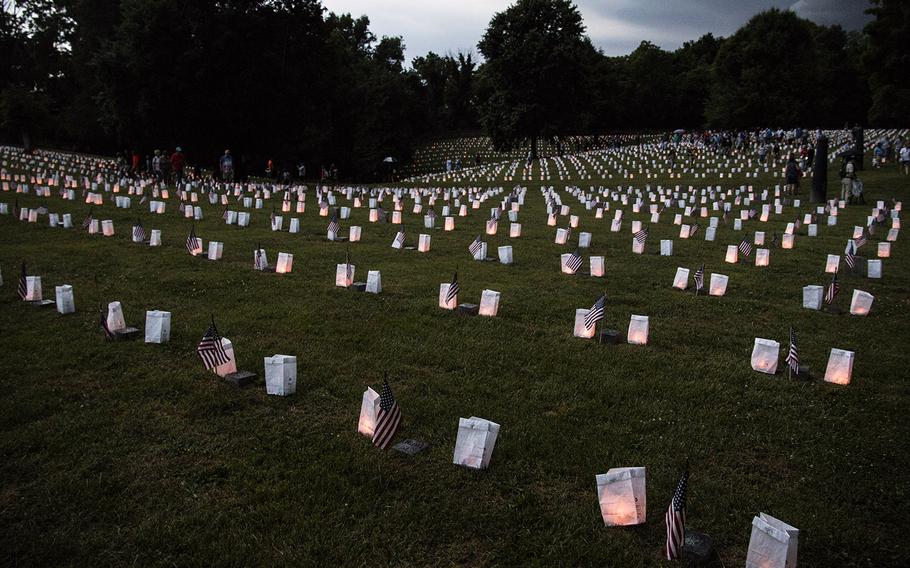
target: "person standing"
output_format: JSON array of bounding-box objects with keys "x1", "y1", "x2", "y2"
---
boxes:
[
  {"x1": 152, "y1": 150, "x2": 162, "y2": 181},
  {"x1": 785, "y1": 156, "x2": 800, "y2": 195},
  {"x1": 171, "y1": 146, "x2": 186, "y2": 185},
  {"x1": 219, "y1": 149, "x2": 234, "y2": 183},
  {"x1": 841, "y1": 159, "x2": 855, "y2": 202},
  {"x1": 899, "y1": 143, "x2": 910, "y2": 176}
]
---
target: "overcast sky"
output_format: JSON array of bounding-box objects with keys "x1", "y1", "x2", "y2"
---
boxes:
[{"x1": 321, "y1": 0, "x2": 872, "y2": 63}]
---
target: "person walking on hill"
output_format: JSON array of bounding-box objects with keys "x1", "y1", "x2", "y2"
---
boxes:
[
  {"x1": 785, "y1": 155, "x2": 801, "y2": 195},
  {"x1": 171, "y1": 147, "x2": 186, "y2": 185},
  {"x1": 219, "y1": 149, "x2": 234, "y2": 183},
  {"x1": 840, "y1": 158, "x2": 856, "y2": 202}
]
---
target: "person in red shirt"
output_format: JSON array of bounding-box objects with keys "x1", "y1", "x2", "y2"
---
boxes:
[{"x1": 171, "y1": 146, "x2": 186, "y2": 184}]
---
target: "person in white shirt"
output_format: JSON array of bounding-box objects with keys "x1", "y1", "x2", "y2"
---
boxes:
[
  {"x1": 900, "y1": 145, "x2": 910, "y2": 176},
  {"x1": 841, "y1": 159, "x2": 855, "y2": 201}
]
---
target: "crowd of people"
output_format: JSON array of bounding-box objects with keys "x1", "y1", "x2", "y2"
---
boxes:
[{"x1": 115, "y1": 148, "x2": 343, "y2": 186}]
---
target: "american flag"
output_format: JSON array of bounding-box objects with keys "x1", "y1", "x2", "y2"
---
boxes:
[
  {"x1": 186, "y1": 226, "x2": 200, "y2": 255},
  {"x1": 197, "y1": 318, "x2": 230, "y2": 371},
  {"x1": 770, "y1": 232, "x2": 778, "y2": 248},
  {"x1": 665, "y1": 468, "x2": 689, "y2": 561},
  {"x1": 689, "y1": 223, "x2": 700, "y2": 237},
  {"x1": 444, "y1": 271, "x2": 459, "y2": 305},
  {"x1": 372, "y1": 377, "x2": 402, "y2": 449},
  {"x1": 82, "y1": 208, "x2": 93, "y2": 230},
  {"x1": 738, "y1": 235, "x2": 753, "y2": 258},
  {"x1": 222, "y1": 205, "x2": 229, "y2": 221},
  {"x1": 99, "y1": 304, "x2": 114, "y2": 339},
  {"x1": 722, "y1": 209, "x2": 728, "y2": 224},
  {"x1": 428, "y1": 207, "x2": 437, "y2": 219},
  {"x1": 855, "y1": 231, "x2": 868, "y2": 249},
  {"x1": 393, "y1": 231, "x2": 406, "y2": 248},
  {"x1": 794, "y1": 216, "x2": 801, "y2": 229},
  {"x1": 486, "y1": 219, "x2": 497, "y2": 233},
  {"x1": 583, "y1": 294, "x2": 606, "y2": 330},
  {"x1": 468, "y1": 235, "x2": 483, "y2": 257},
  {"x1": 825, "y1": 270, "x2": 840, "y2": 304},
  {"x1": 693, "y1": 264, "x2": 705, "y2": 294},
  {"x1": 845, "y1": 242, "x2": 856, "y2": 270},
  {"x1": 139, "y1": 194, "x2": 148, "y2": 205},
  {"x1": 327, "y1": 216, "x2": 340, "y2": 236},
  {"x1": 132, "y1": 219, "x2": 146, "y2": 242},
  {"x1": 345, "y1": 249, "x2": 353, "y2": 282},
  {"x1": 748, "y1": 208, "x2": 756, "y2": 219},
  {"x1": 785, "y1": 327, "x2": 800, "y2": 375},
  {"x1": 564, "y1": 249, "x2": 583, "y2": 274},
  {"x1": 17, "y1": 262, "x2": 27, "y2": 300},
  {"x1": 633, "y1": 227, "x2": 649, "y2": 244},
  {"x1": 270, "y1": 208, "x2": 276, "y2": 227}
]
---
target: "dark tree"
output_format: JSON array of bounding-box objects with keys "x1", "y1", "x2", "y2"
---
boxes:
[
  {"x1": 477, "y1": 0, "x2": 594, "y2": 158},
  {"x1": 863, "y1": 0, "x2": 910, "y2": 125}
]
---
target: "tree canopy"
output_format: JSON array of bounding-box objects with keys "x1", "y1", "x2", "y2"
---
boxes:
[{"x1": 0, "y1": 0, "x2": 904, "y2": 178}]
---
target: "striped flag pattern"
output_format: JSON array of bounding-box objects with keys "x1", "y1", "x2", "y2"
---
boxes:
[
  {"x1": 197, "y1": 319, "x2": 230, "y2": 370},
  {"x1": 254, "y1": 243, "x2": 265, "y2": 270},
  {"x1": 444, "y1": 271, "x2": 459, "y2": 305},
  {"x1": 633, "y1": 227, "x2": 649, "y2": 244},
  {"x1": 372, "y1": 378, "x2": 402, "y2": 449},
  {"x1": 327, "y1": 216, "x2": 340, "y2": 236},
  {"x1": 665, "y1": 469, "x2": 689, "y2": 561},
  {"x1": 186, "y1": 226, "x2": 200, "y2": 255},
  {"x1": 564, "y1": 249, "x2": 583, "y2": 274},
  {"x1": 845, "y1": 242, "x2": 856, "y2": 270},
  {"x1": 825, "y1": 270, "x2": 840, "y2": 305},
  {"x1": 854, "y1": 231, "x2": 868, "y2": 250},
  {"x1": 132, "y1": 219, "x2": 146, "y2": 242},
  {"x1": 785, "y1": 327, "x2": 800, "y2": 375},
  {"x1": 468, "y1": 235, "x2": 483, "y2": 257},
  {"x1": 393, "y1": 231, "x2": 406, "y2": 248},
  {"x1": 17, "y1": 262, "x2": 27, "y2": 300},
  {"x1": 583, "y1": 294, "x2": 606, "y2": 330},
  {"x1": 82, "y1": 208, "x2": 93, "y2": 230},
  {"x1": 738, "y1": 235, "x2": 753, "y2": 258},
  {"x1": 693, "y1": 264, "x2": 705, "y2": 294}
]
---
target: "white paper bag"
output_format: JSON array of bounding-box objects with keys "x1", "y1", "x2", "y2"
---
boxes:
[
  {"x1": 366, "y1": 270, "x2": 382, "y2": 294},
  {"x1": 498, "y1": 245, "x2": 513, "y2": 265},
  {"x1": 850, "y1": 290, "x2": 873, "y2": 316},
  {"x1": 802, "y1": 285, "x2": 823, "y2": 310},
  {"x1": 746, "y1": 513, "x2": 799, "y2": 568},
  {"x1": 709, "y1": 273, "x2": 728, "y2": 296},
  {"x1": 144, "y1": 310, "x2": 171, "y2": 343},
  {"x1": 627, "y1": 315, "x2": 649, "y2": 345},
  {"x1": 215, "y1": 338, "x2": 237, "y2": 377},
  {"x1": 335, "y1": 264, "x2": 354, "y2": 287},
  {"x1": 479, "y1": 289, "x2": 500, "y2": 317},
  {"x1": 55, "y1": 285, "x2": 75, "y2": 314},
  {"x1": 453, "y1": 417, "x2": 500, "y2": 470},
  {"x1": 824, "y1": 348, "x2": 854, "y2": 385},
  {"x1": 595, "y1": 467, "x2": 647, "y2": 526},
  {"x1": 264, "y1": 354, "x2": 297, "y2": 396},
  {"x1": 106, "y1": 301, "x2": 126, "y2": 332},
  {"x1": 751, "y1": 338, "x2": 780, "y2": 374},
  {"x1": 672, "y1": 267, "x2": 689, "y2": 290},
  {"x1": 573, "y1": 308, "x2": 595, "y2": 338},
  {"x1": 357, "y1": 387, "x2": 380, "y2": 437}
]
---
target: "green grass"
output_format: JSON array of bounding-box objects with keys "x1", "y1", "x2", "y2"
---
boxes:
[{"x1": 1, "y1": 152, "x2": 909, "y2": 567}]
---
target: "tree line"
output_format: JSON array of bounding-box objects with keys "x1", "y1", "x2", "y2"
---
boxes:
[{"x1": 1, "y1": 0, "x2": 906, "y2": 179}]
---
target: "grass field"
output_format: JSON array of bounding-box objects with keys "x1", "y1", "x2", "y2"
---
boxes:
[{"x1": 1, "y1": 147, "x2": 909, "y2": 566}]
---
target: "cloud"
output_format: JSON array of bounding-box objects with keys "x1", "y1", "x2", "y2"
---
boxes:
[{"x1": 322, "y1": 0, "x2": 874, "y2": 63}]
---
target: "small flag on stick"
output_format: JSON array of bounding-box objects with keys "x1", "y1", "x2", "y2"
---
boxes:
[
  {"x1": 197, "y1": 317, "x2": 229, "y2": 371},
  {"x1": 372, "y1": 376, "x2": 402, "y2": 449},
  {"x1": 665, "y1": 468, "x2": 689, "y2": 561}
]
